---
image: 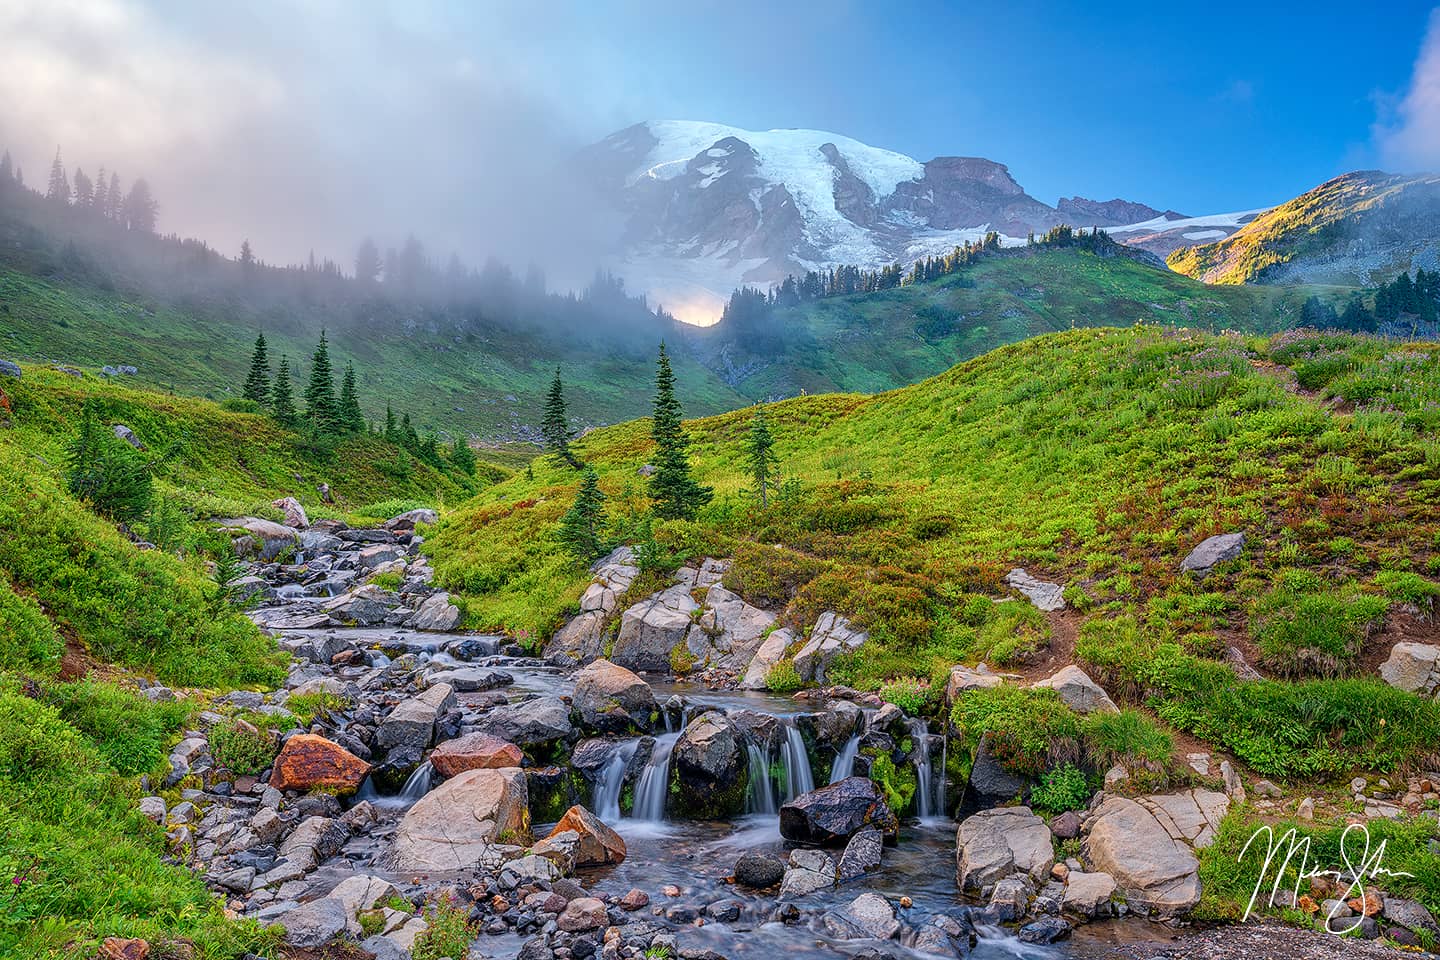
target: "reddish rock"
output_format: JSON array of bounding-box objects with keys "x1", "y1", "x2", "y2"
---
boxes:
[
  {"x1": 549, "y1": 804, "x2": 627, "y2": 867},
  {"x1": 557, "y1": 897, "x2": 607, "y2": 932},
  {"x1": 100, "y1": 939, "x2": 151, "y2": 960},
  {"x1": 619, "y1": 888, "x2": 650, "y2": 911},
  {"x1": 1348, "y1": 890, "x2": 1383, "y2": 916},
  {"x1": 269, "y1": 734, "x2": 370, "y2": 793},
  {"x1": 429, "y1": 733, "x2": 524, "y2": 778}
]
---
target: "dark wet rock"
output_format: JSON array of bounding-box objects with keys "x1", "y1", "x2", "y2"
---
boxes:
[
  {"x1": 1018, "y1": 916, "x2": 1071, "y2": 944},
  {"x1": 671, "y1": 711, "x2": 747, "y2": 818},
  {"x1": 369, "y1": 744, "x2": 423, "y2": 792},
  {"x1": 779, "y1": 776, "x2": 899, "y2": 846},
  {"x1": 1049, "y1": 810, "x2": 1082, "y2": 839},
  {"x1": 822, "y1": 892, "x2": 900, "y2": 940},
  {"x1": 475, "y1": 696, "x2": 573, "y2": 748},
  {"x1": 959, "y1": 734, "x2": 1030, "y2": 816},
  {"x1": 903, "y1": 913, "x2": 976, "y2": 956},
  {"x1": 837, "y1": 827, "x2": 884, "y2": 880},
  {"x1": 734, "y1": 852, "x2": 786, "y2": 889},
  {"x1": 705, "y1": 899, "x2": 742, "y2": 922}
]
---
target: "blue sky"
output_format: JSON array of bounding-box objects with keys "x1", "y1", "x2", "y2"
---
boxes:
[{"x1": 2, "y1": 1, "x2": 1437, "y2": 264}]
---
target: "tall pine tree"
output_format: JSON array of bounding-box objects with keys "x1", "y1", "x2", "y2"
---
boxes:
[
  {"x1": 450, "y1": 436, "x2": 476, "y2": 475},
  {"x1": 304, "y1": 331, "x2": 339, "y2": 433},
  {"x1": 746, "y1": 404, "x2": 779, "y2": 508},
  {"x1": 648, "y1": 343, "x2": 712, "y2": 520},
  {"x1": 242, "y1": 333, "x2": 271, "y2": 404},
  {"x1": 271, "y1": 356, "x2": 298, "y2": 427},
  {"x1": 46, "y1": 147, "x2": 69, "y2": 204},
  {"x1": 338, "y1": 362, "x2": 364, "y2": 433},
  {"x1": 541, "y1": 367, "x2": 580, "y2": 468},
  {"x1": 558, "y1": 467, "x2": 608, "y2": 561},
  {"x1": 384, "y1": 405, "x2": 398, "y2": 443}
]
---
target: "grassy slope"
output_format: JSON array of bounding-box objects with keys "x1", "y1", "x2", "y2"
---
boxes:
[
  {"x1": 0, "y1": 367, "x2": 509, "y2": 957},
  {"x1": 696, "y1": 246, "x2": 1347, "y2": 399},
  {"x1": 1168, "y1": 170, "x2": 1440, "y2": 285},
  {"x1": 430, "y1": 325, "x2": 1440, "y2": 782}
]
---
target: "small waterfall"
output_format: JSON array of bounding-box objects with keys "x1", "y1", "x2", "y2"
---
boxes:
[
  {"x1": 910, "y1": 719, "x2": 934, "y2": 818},
  {"x1": 829, "y1": 734, "x2": 860, "y2": 784},
  {"x1": 594, "y1": 740, "x2": 640, "y2": 821},
  {"x1": 275, "y1": 583, "x2": 307, "y2": 601},
  {"x1": 397, "y1": 761, "x2": 434, "y2": 802},
  {"x1": 935, "y1": 726, "x2": 948, "y2": 818},
  {"x1": 780, "y1": 720, "x2": 814, "y2": 801},
  {"x1": 744, "y1": 737, "x2": 777, "y2": 815},
  {"x1": 633, "y1": 733, "x2": 679, "y2": 821}
]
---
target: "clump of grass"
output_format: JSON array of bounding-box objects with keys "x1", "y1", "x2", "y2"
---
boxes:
[
  {"x1": 410, "y1": 893, "x2": 477, "y2": 960},
  {"x1": 284, "y1": 690, "x2": 347, "y2": 725},
  {"x1": 765, "y1": 659, "x2": 803, "y2": 693},
  {"x1": 950, "y1": 686, "x2": 1081, "y2": 779},
  {"x1": 1082, "y1": 709, "x2": 1174, "y2": 788},
  {"x1": 878, "y1": 676, "x2": 934, "y2": 715},
  {"x1": 368, "y1": 571, "x2": 405, "y2": 592},
  {"x1": 1252, "y1": 569, "x2": 1386, "y2": 677}
]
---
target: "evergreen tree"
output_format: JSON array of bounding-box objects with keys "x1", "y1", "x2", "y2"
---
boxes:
[
  {"x1": 303, "y1": 331, "x2": 339, "y2": 433},
  {"x1": 0, "y1": 151, "x2": 10, "y2": 184},
  {"x1": 66, "y1": 402, "x2": 153, "y2": 523},
  {"x1": 106, "y1": 172, "x2": 121, "y2": 219},
  {"x1": 541, "y1": 367, "x2": 580, "y2": 467},
  {"x1": 72, "y1": 167, "x2": 93, "y2": 207},
  {"x1": 271, "y1": 356, "x2": 298, "y2": 427},
  {"x1": 46, "y1": 147, "x2": 70, "y2": 204},
  {"x1": 384, "y1": 404, "x2": 398, "y2": 442},
  {"x1": 450, "y1": 436, "x2": 477, "y2": 475},
  {"x1": 558, "y1": 467, "x2": 608, "y2": 561},
  {"x1": 745, "y1": 404, "x2": 779, "y2": 508},
  {"x1": 239, "y1": 239, "x2": 255, "y2": 274},
  {"x1": 92, "y1": 165, "x2": 106, "y2": 210},
  {"x1": 355, "y1": 237, "x2": 381, "y2": 285},
  {"x1": 121, "y1": 178, "x2": 158, "y2": 232},
  {"x1": 401, "y1": 413, "x2": 419, "y2": 450},
  {"x1": 418, "y1": 434, "x2": 442, "y2": 466},
  {"x1": 648, "y1": 343, "x2": 712, "y2": 520},
  {"x1": 338, "y1": 362, "x2": 364, "y2": 432},
  {"x1": 242, "y1": 333, "x2": 271, "y2": 404}
]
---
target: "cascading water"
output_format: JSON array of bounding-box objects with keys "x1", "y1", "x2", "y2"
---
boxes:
[
  {"x1": 397, "y1": 761, "x2": 434, "y2": 802},
  {"x1": 633, "y1": 733, "x2": 680, "y2": 821},
  {"x1": 780, "y1": 720, "x2": 814, "y2": 801},
  {"x1": 829, "y1": 733, "x2": 860, "y2": 784},
  {"x1": 909, "y1": 718, "x2": 934, "y2": 818},
  {"x1": 744, "y1": 737, "x2": 777, "y2": 814},
  {"x1": 935, "y1": 725, "x2": 948, "y2": 818},
  {"x1": 594, "y1": 740, "x2": 640, "y2": 821}
]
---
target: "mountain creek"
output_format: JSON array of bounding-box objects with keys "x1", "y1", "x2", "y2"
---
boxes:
[{"x1": 127, "y1": 506, "x2": 1440, "y2": 960}]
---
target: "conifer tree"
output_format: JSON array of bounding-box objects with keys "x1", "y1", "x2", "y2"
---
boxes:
[
  {"x1": 46, "y1": 147, "x2": 70, "y2": 204},
  {"x1": 121, "y1": 178, "x2": 158, "y2": 232},
  {"x1": 451, "y1": 436, "x2": 477, "y2": 475},
  {"x1": 541, "y1": 367, "x2": 580, "y2": 467},
  {"x1": 106, "y1": 172, "x2": 121, "y2": 219},
  {"x1": 338, "y1": 361, "x2": 364, "y2": 432},
  {"x1": 303, "y1": 331, "x2": 339, "y2": 433},
  {"x1": 92, "y1": 165, "x2": 106, "y2": 210},
  {"x1": 72, "y1": 168, "x2": 93, "y2": 207},
  {"x1": 648, "y1": 343, "x2": 712, "y2": 520},
  {"x1": 746, "y1": 404, "x2": 779, "y2": 508},
  {"x1": 384, "y1": 405, "x2": 398, "y2": 442},
  {"x1": 401, "y1": 413, "x2": 419, "y2": 450},
  {"x1": 558, "y1": 467, "x2": 607, "y2": 561},
  {"x1": 355, "y1": 237, "x2": 381, "y2": 285},
  {"x1": 242, "y1": 333, "x2": 271, "y2": 404},
  {"x1": 0, "y1": 151, "x2": 11, "y2": 184},
  {"x1": 271, "y1": 356, "x2": 298, "y2": 427}
]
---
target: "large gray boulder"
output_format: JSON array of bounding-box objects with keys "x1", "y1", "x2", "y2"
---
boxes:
[
  {"x1": 780, "y1": 776, "x2": 899, "y2": 846},
  {"x1": 822, "y1": 892, "x2": 900, "y2": 941},
  {"x1": 0, "y1": 360, "x2": 20, "y2": 379},
  {"x1": 391, "y1": 767, "x2": 529, "y2": 871},
  {"x1": 738, "y1": 627, "x2": 795, "y2": 690},
  {"x1": 792, "y1": 612, "x2": 868, "y2": 683},
  {"x1": 955, "y1": 806, "x2": 1054, "y2": 892},
  {"x1": 611, "y1": 582, "x2": 698, "y2": 672},
  {"x1": 572, "y1": 659, "x2": 656, "y2": 732},
  {"x1": 683, "y1": 584, "x2": 776, "y2": 671},
  {"x1": 1082, "y1": 790, "x2": 1228, "y2": 917},
  {"x1": 375, "y1": 683, "x2": 455, "y2": 753},
  {"x1": 959, "y1": 734, "x2": 1031, "y2": 816},
  {"x1": 407, "y1": 591, "x2": 462, "y2": 631},
  {"x1": 223, "y1": 517, "x2": 301, "y2": 561},
  {"x1": 670, "y1": 711, "x2": 747, "y2": 818},
  {"x1": 276, "y1": 897, "x2": 349, "y2": 948},
  {"x1": 323, "y1": 584, "x2": 396, "y2": 626},
  {"x1": 944, "y1": 663, "x2": 1004, "y2": 703},
  {"x1": 475, "y1": 696, "x2": 573, "y2": 748},
  {"x1": 1180, "y1": 533, "x2": 1244, "y2": 576},
  {"x1": 778, "y1": 848, "x2": 836, "y2": 900},
  {"x1": 1379, "y1": 642, "x2": 1440, "y2": 697},
  {"x1": 1032, "y1": 665, "x2": 1118, "y2": 714},
  {"x1": 1005, "y1": 568, "x2": 1065, "y2": 611},
  {"x1": 544, "y1": 547, "x2": 639, "y2": 667}
]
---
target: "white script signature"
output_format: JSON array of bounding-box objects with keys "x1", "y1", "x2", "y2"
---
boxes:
[{"x1": 1238, "y1": 822, "x2": 1414, "y2": 934}]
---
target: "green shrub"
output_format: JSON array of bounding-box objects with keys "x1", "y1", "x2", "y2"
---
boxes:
[
  {"x1": 42, "y1": 681, "x2": 190, "y2": 777},
  {"x1": 284, "y1": 691, "x2": 346, "y2": 724},
  {"x1": 765, "y1": 659, "x2": 803, "y2": 693},
  {"x1": 1082, "y1": 709, "x2": 1174, "y2": 786},
  {"x1": 879, "y1": 676, "x2": 934, "y2": 715},
  {"x1": 1029, "y1": 763, "x2": 1092, "y2": 814},
  {"x1": 1376, "y1": 570, "x2": 1440, "y2": 609},
  {"x1": 669, "y1": 642, "x2": 697, "y2": 675},
  {"x1": 210, "y1": 718, "x2": 277, "y2": 776},
  {"x1": 950, "y1": 686, "x2": 1081, "y2": 779},
  {"x1": 368, "y1": 571, "x2": 404, "y2": 592},
  {"x1": 411, "y1": 893, "x2": 477, "y2": 960},
  {"x1": 1252, "y1": 572, "x2": 1386, "y2": 677},
  {"x1": 721, "y1": 542, "x2": 827, "y2": 610},
  {"x1": 218, "y1": 398, "x2": 262, "y2": 414},
  {"x1": 0, "y1": 576, "x2": 64, "y2": 674},
  {"x1": 64, "y1": 405, "x2": 153, "y2": 523}
]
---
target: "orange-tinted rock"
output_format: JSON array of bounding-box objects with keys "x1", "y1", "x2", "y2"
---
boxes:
[
  {"x1": 269, "y1": 734, "x2": 370, "y2": 793},
  {"x1": 550, "y1": 804, "x2": 626, "y2": 867},
  {"x1": 429, "y1": 733, "x2": 524, "y2": 778},
  {"x1": 100, "y1": 938, "x2": 151, "y2": 960},
  {"x1": 1348, "y1": 890, "x2": 1383, "y2": 916}
]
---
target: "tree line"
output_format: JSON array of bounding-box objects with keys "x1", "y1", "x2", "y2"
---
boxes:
[
  {"x1": 1303, "y1": 268, "x2": 1440, "y2": 334},
  {"x1": 0, "y1": 146, "x2": 159, "y2": 233}
]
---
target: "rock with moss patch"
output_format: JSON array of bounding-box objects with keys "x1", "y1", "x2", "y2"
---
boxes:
[{"x1": 670, "y1": 711, "x2": 748, "y2": 818}]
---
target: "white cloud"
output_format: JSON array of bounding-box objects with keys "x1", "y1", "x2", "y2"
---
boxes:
[{"x1": 1376, "y1": 8, "x2": 1440, "y2": 172}]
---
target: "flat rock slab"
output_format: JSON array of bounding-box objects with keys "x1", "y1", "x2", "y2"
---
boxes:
[
  {"x1": 1181, "y1": 533, "x2": 1244, "y2": 575},
  {"x1": 1005, "y1": 568, "x2": 1065, "y2": 611}
]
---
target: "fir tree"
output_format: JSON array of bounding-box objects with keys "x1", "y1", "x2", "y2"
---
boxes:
[
  {"x1": 239, "y1": 239, "x2": 255, "y2": 274},
  {"x1": 271, "y1": 356, "x2": 298, "y2": 427},
  {"x1": 745, "y1": 404, "x2": 779, "y2": 508},
  {"x1": 401, "y1": 413, "x2": 419, "y2": 450},
  {"x1": 66, "y1": 402, "x2": 153, "y2": 523},
  {"x1": 106, "y1": 172, "x2": 121, "y2": 219},
  {"x1": 46, "y1": 147, "x2": 70, "y2": 204},
  {"x1": 558, "y1": 467, "x2": 607, "y2": 561},
  {"x1": 0, "y1": 151, "x2": 11, "y2": 184},
  {"x1": 355, "y1": 237, "x2": 381, "y2": 285},
  {"x1": 541, "y1": 367, "x2": 580, "y2": 467},
  {"x1": 121, "y1": 178, "x2": 158, "y2": 232},
  {"x1": 648, "y1": 343, "x2": 712, "y2": 520},
  {"x1": 338, "y1": 362, "x2": 364, "y2": 432},
  {"x1": 242, "y1": 333, "x2": 271, "y2": 404},
  {"x1": 303, "y1": 331, "x2": 339, "y2": 433},
  {"x1": 384, "y1": 405, "x2": 398, "y2": 442},
  {"x1": 92, "y1": 165, "x2": 106, "y2": 210},
  {"x1": 450, "y1": 436, "x2": 477, "y2": 475},
  {"x1": 72, "y1": 167, "x2": 93, "y2": 207}
]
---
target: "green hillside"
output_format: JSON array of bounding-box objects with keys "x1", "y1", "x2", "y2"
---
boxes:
[
  {"x1": 1168, "y1": 170, "x2": 1440, "y2": 285},
  {"x1": 431, "y1": 325, "x2": 1440, "y2": 781}
]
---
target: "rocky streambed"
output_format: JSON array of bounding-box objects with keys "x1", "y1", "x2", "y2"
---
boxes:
[{"x1": 131, "y1": 514, "x2": 1439, "y2": 960}]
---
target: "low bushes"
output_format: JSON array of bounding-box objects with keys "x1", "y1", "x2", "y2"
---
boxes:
[
  {"x1": 210, "y1": 718, "x2": 278, "y2": 776},
  {"x1": 1251, "y1": 569, "x2": 1386, "y2": 677},
  {"x1": 950, "y1": 686, "x2": 1081, "y2": 779}
]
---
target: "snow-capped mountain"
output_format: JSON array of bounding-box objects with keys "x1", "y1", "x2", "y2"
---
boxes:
[{"x1": 581, "y1": 120, "x2": 1260, "y2": 323}]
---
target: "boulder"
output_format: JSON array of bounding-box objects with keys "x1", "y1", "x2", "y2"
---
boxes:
[
  {"x1": 557, "y1": 897, "x2": 608, "y2": 933},
  {"x1": 1018, "y1": 916, "x2": 1071, "y2": 944},
  {"x1": 223, "y1": 517, "x2": 301, "y2": 561},
  {"x1": 611, "y1": 583, "x2": 699, "y2": 672},
  {"x1": 392, "y1": 767, "x2": 529, "y2": 871},
  {"x1": 384, "y1": 508, "x2": 438, "y2": 531},
  {"x1": 548, "y1": 805, "x2": 626, "y2": 867},
  {"x1": 358, "y1": 543, "x2": 406, "y2": 569},
  {"x1": 270, "y1": 734, "x2": 370, "y2": 794},
  {"x1": 425, "y1": 667, "x2": 512, "y2": 693},
  {"x1": 0, "y1": 360, "x2": 20, "y2": 379},
  {"x1": 1180, "y1": 533, "x2": 1244, "y2": 576},
  {"x1": 944, "y1": 663, "x2": 1004, "y2": 703},
  {"x1": 544, "y1": 547, "x2": 640, "y2": 667},
  {"x1": 1062, "y1": 871, "x2": 1117, "y2": 918},
  {"x1": 429, "y1": 733, "x2": 524, "y2": 778},
  {"x1": 822, "y1": 892, "x2": 900, "y2": 941},
  {"x1": 671, "y1": 711, "x2": 747, "y2": 818},
  {"x1": 572, "y1": 659, "x2": 656, "y2": 731},
  {"x1": 112, "y1": 424, "x2": 145, "y2": 449},
  {"x1": 1084, "y1": 794, "x2": 1204, "y2": 917},
  {"x1": 474, "y1": 696, "x2": 573, "y2": 748},
  {"x1": 734, "y1": 852, "x2": 786, "y2": 889},
  {"x1": 738, "y1": 627, "x2": 795, "y2": 690},
  {"x1": 683, "y1": 584, "x2": 776, "y2": 671},
  {"x1": 276, "y1": 897, "x2": 348, "y2": 948},
  {"x1": 960, "y1": 734, "x2": 1030, "y2": 815},
  {"x1": 407, "y1": 591, "x2": 462, "y2": 631},
  {"x1": 955, "y1": 807, "x2": 1054, "y2": 892},
  {"x1": 793, "y1": 612, "x2": 868, "y2": 683},
  {"x1": 271, "y1": 496, "x2": 310, "y2": 529},
  {"x1": 545, "y1": 612, "x2": 607, "y2": 668},
  {"x1": 904, "y1": 914, "x2": 976, "y2": 957},
  {"x1": 1383, "y1": 897, "x2": 1438, "y2": 934},
  {"x1": 1005, "y1": 568, "x2": 1065, "y2": 611},
  {"x1": 778, "y1": 848, "x2": 836, "y2": 900},
  {"x1": 837, "y1": 827, "x2": 884, "y2": 880},
  {"x1": 1379, "y1": 642, "x2": 1440, "y2": 697},
  {"x1": 323, "y1": 586, "x2": 394, "y2": 627},
  {"x1": 1032, "y1": 665, "x2": 1118, "y2": 714},
  {"x1": 780, "y1": 776, "x2": 899, "y2": 846},
  {"x1": 327, "y1": 875, "x2": 399, "y2": 933},
  {"x1": 375, "y1": 683, "x2": 455, "y2": 753}
]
